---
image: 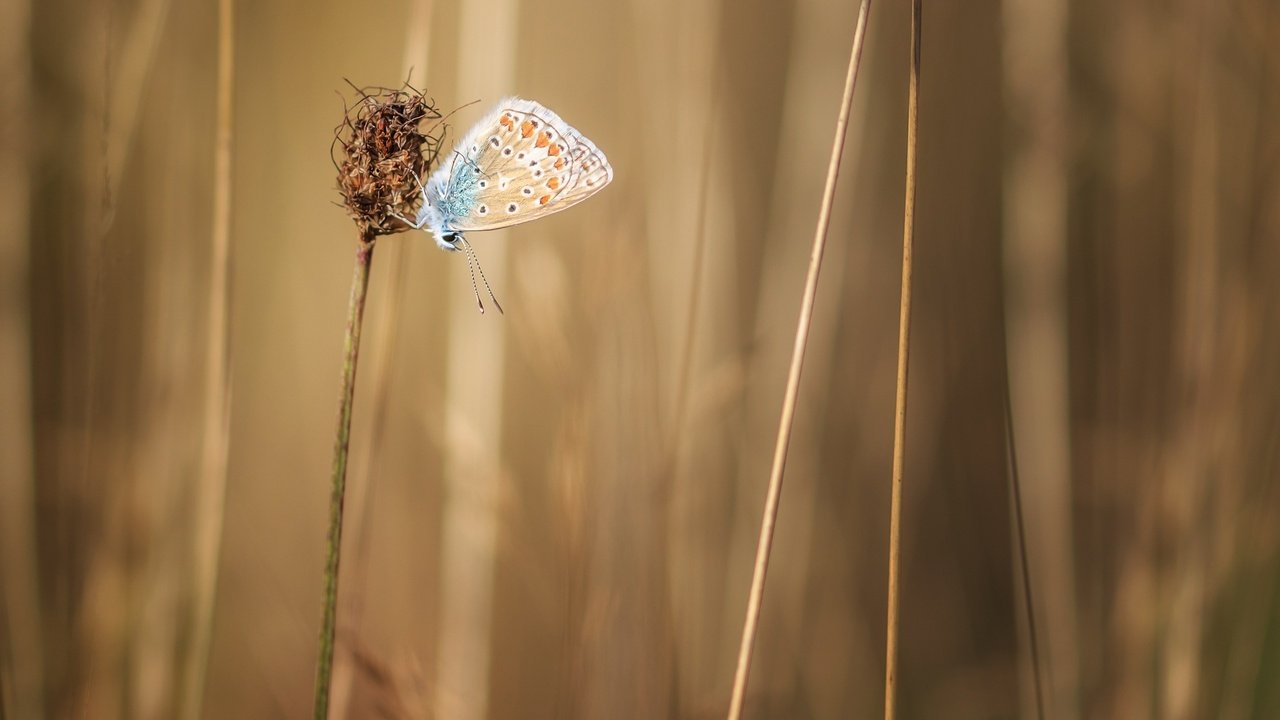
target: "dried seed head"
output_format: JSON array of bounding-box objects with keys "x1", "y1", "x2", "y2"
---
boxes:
[{"x1": 333, "y1": 82, "x2": 445, "y2": 236}]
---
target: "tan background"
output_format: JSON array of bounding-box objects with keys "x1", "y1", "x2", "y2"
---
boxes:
[{"x1": 3, "y1": 0, "x2": 1279, "y2": 718}]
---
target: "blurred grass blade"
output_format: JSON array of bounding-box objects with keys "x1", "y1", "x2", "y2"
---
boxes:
[
  {"x1": 181, "y1": 0, "x2": 236, "y2": 715},
  {"x1": 0, "y1": 0, "x2": 44, "y2": 715},
  {"x1": 1000, "y1": 0, "x2": 1073, "y2": 714},
  {"x1": 436, "y1": 0, "x2": 514, "y2": 714}
]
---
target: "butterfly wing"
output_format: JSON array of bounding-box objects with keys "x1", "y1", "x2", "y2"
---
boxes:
[{"x1": 426, "y1": 98, "x2": 613, "y2": 233}]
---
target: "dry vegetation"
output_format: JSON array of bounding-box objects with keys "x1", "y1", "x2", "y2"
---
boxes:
[{"x1": 2, "y1": 0, "x2": 1279, "y2": 718}]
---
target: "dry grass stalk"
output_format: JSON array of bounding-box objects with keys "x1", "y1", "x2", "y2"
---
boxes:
[
  {"x1": 725, "y1": 2, "x2": 874, "y2": 717},
  {"x1": 883, "y1": 0, "x2": 921, "y2": 718}
]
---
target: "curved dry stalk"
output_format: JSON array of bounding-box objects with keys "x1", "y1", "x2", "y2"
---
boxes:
[
  {"x1": 883, "y1": 1, "x2": 921, "y2": 718},
  {"x1": 725, "y1": 2, "x2": 874, "y2": 718}
]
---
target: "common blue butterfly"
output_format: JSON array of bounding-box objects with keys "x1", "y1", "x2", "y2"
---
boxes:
[{"x1": 390, "y1": 97, "x2": 613, "y2": 313}]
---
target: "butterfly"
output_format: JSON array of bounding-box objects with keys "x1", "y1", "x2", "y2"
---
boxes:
[{"x1": 390, "y1": 97, "x2": 613, "y2": 313}]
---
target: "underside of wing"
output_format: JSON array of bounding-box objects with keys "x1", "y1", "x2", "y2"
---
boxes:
[{"x1": 433, "y1": 98, "x2": 613, "y2": 233}]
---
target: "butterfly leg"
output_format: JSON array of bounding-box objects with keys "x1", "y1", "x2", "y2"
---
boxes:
[
  {"x1": 385, "y1": 168, "x2": 431, "y2": 229},
  {"x1": 407, "y1": 168, "x2": 427, "y2": 194},
  {"x1": 386, "y1": 208, "x2": 425, "y2": 229}
]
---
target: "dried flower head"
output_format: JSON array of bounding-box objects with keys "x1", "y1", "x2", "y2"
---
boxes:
[{"x1": 333, "y1": 82, "x2": 445, "y2": 237}]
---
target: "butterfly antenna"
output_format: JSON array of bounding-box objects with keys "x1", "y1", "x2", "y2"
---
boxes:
[
  {"x1": 459, "y1": 240, "x2": 487, "y2": 314},
  {"x1": 460, "y1": 238, "x2": 504, "y2": 315}
]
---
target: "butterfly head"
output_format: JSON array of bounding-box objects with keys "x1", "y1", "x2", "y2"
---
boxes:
[{"x1": 437, "y1": 230, "x2": 465, "y2": 251}]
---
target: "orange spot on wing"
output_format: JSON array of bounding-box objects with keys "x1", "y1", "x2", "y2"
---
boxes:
[
  {"x1": 548, "y1": 143, "x2": 561, "y2": 156},
  {"x1": 554, "y1": 158, "x2": 565, "y2": 169},
  {"x1": 521, "y1": 121, "x2": 534, "y2": 138},
  {"x1": 536, "y1": 131, "x2": 550, "y2": 148},
  {"x1": 546, "y1": 176, "x2": 560, "y2": 190},
  {"x1": 499, "y1": 114, "x2": 514, "y2": 129},
  {"x1": 539, "y1": 195, "x2": 550, "y2": 205}
]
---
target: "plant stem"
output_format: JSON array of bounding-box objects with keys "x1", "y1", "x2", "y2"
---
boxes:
[
  {"x1": 329, "y1": 10, "x2": 436, "y2": 719},
  {"x1": 725, "y1": 2, "x2": 873, "y2": 718},
  {"x1": 883, "y1": 1, "x2": 921, "y2": 718},
  {"x1": 314, "y1": 234, "x2": 376, "y2": 720}
]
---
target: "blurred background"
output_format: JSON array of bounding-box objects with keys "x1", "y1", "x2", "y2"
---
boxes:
[{"x1": 2, "y1": 0, "x2": 1279, "y2": 718}]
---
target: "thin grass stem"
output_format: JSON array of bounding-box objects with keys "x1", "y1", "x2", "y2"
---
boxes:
[
  {"x1": 1002, "y1": 374, "x2": 1047, "y2": 719},
  {"x1": 883, "y1": 1, "x2": 921, "y2": 718},
  {"x1": 725, "y1": 2, "x2": 873, "y2": 717}
]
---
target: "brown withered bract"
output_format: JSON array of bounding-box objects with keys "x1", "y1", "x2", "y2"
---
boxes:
[{"x1": 333, "y1": 82, "x2": 445, "y2": 237}]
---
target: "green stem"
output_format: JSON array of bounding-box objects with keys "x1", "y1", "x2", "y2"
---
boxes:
[{"x1": 314, "y1": 234, "x2": 375, "y2": 720}]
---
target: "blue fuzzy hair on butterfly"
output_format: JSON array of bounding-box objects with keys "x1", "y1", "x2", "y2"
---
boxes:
[{"x1": 421, "y1": 154, "x2": 483, "y2": 250}]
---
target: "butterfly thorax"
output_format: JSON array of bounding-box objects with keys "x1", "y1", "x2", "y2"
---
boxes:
[{"x1": 416, "y1": 175, "x2": 468, "y2": 251}]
